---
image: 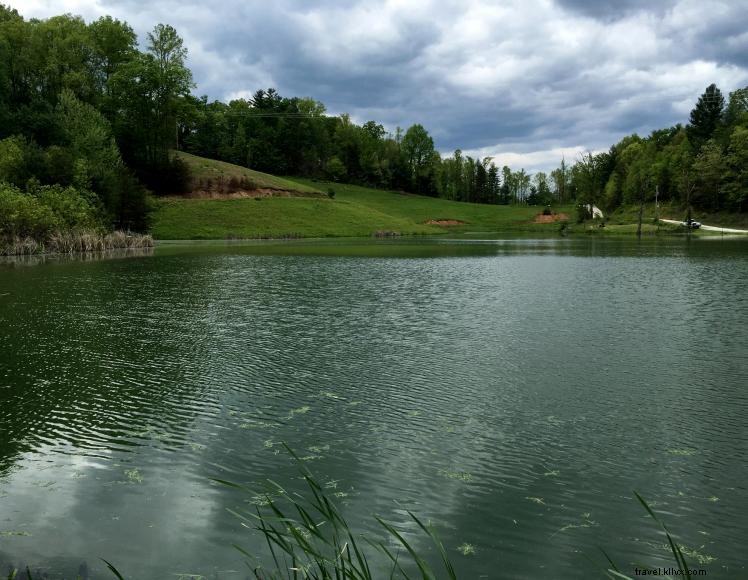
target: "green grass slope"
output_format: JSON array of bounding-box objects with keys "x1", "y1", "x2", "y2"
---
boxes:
[
  {"x1": 173, "y1": 151, "x2": 323, "y2": 194},
  {"x1": 151, "y1": 154, "x2": 573, "y2": 239}
]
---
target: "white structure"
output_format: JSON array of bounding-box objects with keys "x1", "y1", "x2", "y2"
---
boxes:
[{"x1": 584, "y1": 204, "x2": 604, "y2": 219}]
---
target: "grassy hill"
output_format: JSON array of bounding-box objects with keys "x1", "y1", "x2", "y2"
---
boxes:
[
  {"x1": 151, "y1": 163, "x2": 570, "y2": 239},
  {"x1": 173, "y1": 151, "x2": 323, "y2": 195},
  {"x1": 153, "y1": 154, "x2": 633, "y2": 239}
]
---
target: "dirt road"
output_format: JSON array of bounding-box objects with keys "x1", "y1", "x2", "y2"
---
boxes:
[{"x1": 659, "y1": 219, "x2": 748, "y2": 234}]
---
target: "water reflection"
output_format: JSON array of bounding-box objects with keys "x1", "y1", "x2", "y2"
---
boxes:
[
  {"x1": 0, "y1": 247, "x2": 154, "y2": 268},
  {"x1": 0, "y1": 239, "x2": 747, "y2": 579}
]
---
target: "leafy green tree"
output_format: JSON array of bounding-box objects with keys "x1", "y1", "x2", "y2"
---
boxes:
[
  {"x1": 723, "y1": 127, "x2": 748, "y2": 211},
  {"x1": 723, "y1": 86, "x2": 748, "y2": 130},
  {"x1": 88, "y1": 16, "x2": 137, "y2": 100},
  {"x1": 401, "y1": 124, "x2": 436, "y2": 195},
  {"x1": 572, "y1": 152, "x2": 607, "y2": 215},
  {"x1": 56, "y1": 89, "x2": 121, "y2": 181},
  {"x1": 324, "y1": 156, "x2": 346, "y2": 182},
  {"x1": 693, "y1": 140, "x2": 726, "y2": 210},
  {"x1": 0, "y1": 135, "x2": 28, "y2": 185},
  {"x1": 147, "y1": 24, "x2": 193, "y2": 158}
]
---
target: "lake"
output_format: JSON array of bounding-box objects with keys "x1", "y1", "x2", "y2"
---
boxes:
[{"x1": 1, "y1": 237, "x2": 747, "y2": 579}]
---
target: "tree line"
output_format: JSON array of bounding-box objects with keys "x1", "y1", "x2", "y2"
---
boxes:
[
  {"x1": 1, "y1": 7, "x2": 193, "y2": 234},
  {"x1": 569, "y1": 84, "x2": 748, "y2": 217},
  {"x1": 2, "y1": 6, "x2": 747, "y2": 243}
]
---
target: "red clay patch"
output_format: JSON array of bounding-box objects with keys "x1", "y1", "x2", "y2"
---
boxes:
[
  {"x1": 533, "y1": 212, "x2": 569, "y2": 223},
  {"x1": 425, "y1": 219, "x2": 466, "y2": 226}
]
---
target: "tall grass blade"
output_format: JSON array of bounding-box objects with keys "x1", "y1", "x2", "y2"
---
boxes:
[
  {"x1": 375, "y1": 517, "x2": 434, "y2": 580},
  {"x1": 101, "y1": 558, "x2": 126, "y2": 580},
  {"x1": 634, "y1": 492, "x2": 691, "y2": 579},
  {"x1": 406, "y1": 510, "x2": 456, "y2": 580}
]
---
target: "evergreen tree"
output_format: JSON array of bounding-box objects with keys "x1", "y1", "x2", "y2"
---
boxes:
[{"x1": 688, "y1": 84, "x2": 725, "y2": 144}]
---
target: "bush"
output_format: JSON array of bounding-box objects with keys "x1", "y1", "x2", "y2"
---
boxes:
[
  {"x1": 324, "y1": 156, "x2": 346, "y2": 182},
  {"x1": 327, "y1": 187, "x2": 336, "y2": 199},
  {"x1": 0, "y1": 182, "x2": 102, "y2": 240},
  {"x1": 34, "y1": 185, "x2": 101, "y2": 230},
  {"x1": 0, "y1": 183, "x2": 57, "y2": 238}
]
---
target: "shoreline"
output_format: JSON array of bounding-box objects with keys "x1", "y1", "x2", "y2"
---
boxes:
[
  {"x1": 3, "y1": 225, "x2": 746, "y2": 257},
  {"x1": 0, "y1": 230, "x2": 154, "y2": 257}
]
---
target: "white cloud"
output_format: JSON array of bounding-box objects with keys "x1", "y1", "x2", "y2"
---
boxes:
[
  {"x1": 5, "y1": 0, "x2": 748, "y2": 174},
  {"x1": 460, "y1": 144, "x2": 594, "y2": 173}
]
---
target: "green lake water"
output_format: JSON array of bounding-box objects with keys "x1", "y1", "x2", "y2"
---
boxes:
[{"x1": 1, "y1": 237, "x2": 747, "y2": 579}]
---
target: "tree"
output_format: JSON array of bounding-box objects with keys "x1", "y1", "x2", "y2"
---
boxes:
[
  {"x1": 573, "y1": 152, "x2": 607, "y2": 216},
  {"x1": 401, "y1": 124, "x2": 435, "y2": 194},
  {"x1": 56, "y1": 88, "x2": 121, "y2": 185},
  {"x1": 723, "y1": 127, "x2": 748, "y2": 212},
  {"x1": 688, "y1": 84, "x2": 725, "y2": 144},
  {"x1": 550, "y1": 157, "x2": 569, "y2": 202},
  {"x1": 146, "y1": 23, "x2": 193, "y2": 160},
  {"x1": 88, "y1": 16, "x2": 137, "y2": 99},
  {"x1": 109, "y1": 23, "x2": 193, "y2": 174},
  {"x1": 724, "y1": 87, "x2": 748, "y2": 128},
  {"x1": 693, "y1": 140, "x2": 726, "y2": 210}
]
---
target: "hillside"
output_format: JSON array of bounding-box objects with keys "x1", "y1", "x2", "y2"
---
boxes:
[
  {"x1": 173, "y1": 151, "x2": 324, "y2": 196},
  {"x1": 151, "y1": 155, "x2": 568, "y2": 239}
]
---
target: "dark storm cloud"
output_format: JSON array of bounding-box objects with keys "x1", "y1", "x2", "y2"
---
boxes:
[
  {"x1": 11, "y1": 0, "x2": 748, "y2": 171},
  {"x1": 556, "y1": 0, "x2": 677, "y2": 19}
]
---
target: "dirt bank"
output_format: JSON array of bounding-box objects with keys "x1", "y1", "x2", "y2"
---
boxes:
[{"x1": 533, "y1": 212, "x2": 569, "y2": 223}]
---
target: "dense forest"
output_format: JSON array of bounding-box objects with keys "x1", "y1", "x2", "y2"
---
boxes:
[{"x1": 2, "y1": 6, "x2": 747, "y2": 246}]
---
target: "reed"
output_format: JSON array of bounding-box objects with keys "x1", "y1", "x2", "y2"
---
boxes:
[
  {"x1": 46, "y1": 230, "x2": 154, "y2": 253},
  {"x1": 0, "y1": 230, "x2": 155, "y2": 255},
  {"x1": 215, "y1": 444, "x2": 457, "y2": 580},
  {"x1": 589, "y1": 492, "x2": 696, "y2": 580},
  {"x1": 0, "y1": 236, "x2": 42, "y2": 256},
  {"x1": 4, "y1": 458, "x2": 699, "y2": 580}
]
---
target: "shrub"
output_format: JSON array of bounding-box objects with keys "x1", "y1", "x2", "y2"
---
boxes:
[
  {"x1": 0, "y1": 182, "x2": 102, "y2": 240},
  {"x1": 34, "y1": 185, "x2": 101, "y2": 230},
  {"x1": 0, "y1": 183, "x2": 58, "y2": 239},
  {"x1": 0, "y1": 136, "x2": 27, "y2": 185}
]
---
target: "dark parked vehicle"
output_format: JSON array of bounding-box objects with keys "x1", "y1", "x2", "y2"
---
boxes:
[{"x1": 680, "y1": 220, "x2": 701, "y2": 229}]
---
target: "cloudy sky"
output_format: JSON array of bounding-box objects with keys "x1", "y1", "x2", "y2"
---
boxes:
[{"x1": 10, "y1": 0, "x2": 748, "y2": 172}]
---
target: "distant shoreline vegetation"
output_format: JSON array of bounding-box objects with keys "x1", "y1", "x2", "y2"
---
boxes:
[
  {"x1": 0, "y1": 181, "x2": 152, "y2": 255},
  {"x1": 0, "y1": 5, "x2": 745, "y2": 248},
  {"x1": 1, "y1": 230, "x2": 153, "y2": 256}
]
